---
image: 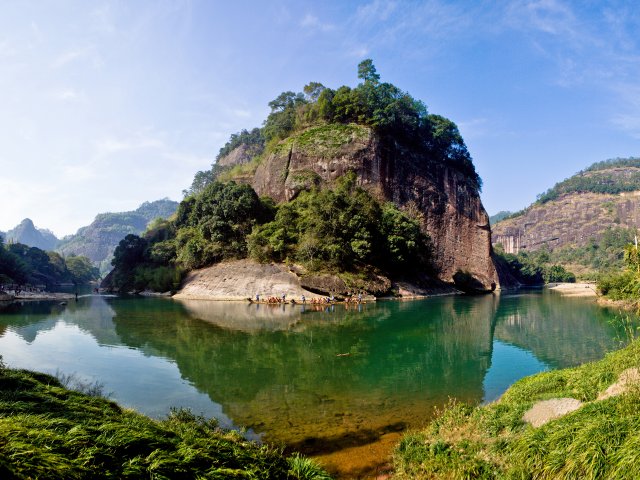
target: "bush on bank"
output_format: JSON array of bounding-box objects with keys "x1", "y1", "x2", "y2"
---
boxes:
[
  {"x1": 0, "y1": 361, "x2": 331, "y2": 479},
  {"x1": 393, "y1": 338, "x2": 640, "y2": 479}
]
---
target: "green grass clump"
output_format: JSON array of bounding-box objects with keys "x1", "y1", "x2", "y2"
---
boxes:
[
  {"x1": 217, "y1": 153, "x2": 265, "y2": 182},
  {"x1": 0, "y1": 365, "x2": 331, "y2": 479},
  {"x1": 393, "y1": 340, "x2": 640, "y2": 479},
  {"x1": 272, "y1": 124, "x2": 370, "y2": 159}
]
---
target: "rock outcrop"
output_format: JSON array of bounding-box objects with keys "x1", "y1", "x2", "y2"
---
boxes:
[
  {"x1": 217, "y1": 143, "x2": 260, "y2": 168},
  {"x1": 58, "y1": 198, "x2": 178, "y2": 273},
  {"x1": 493, "y1": 191, "x2": 640, "y2": 255},
  {"x1": 250, "y1": 124, "x2": 499, "y2": 290},
  {"x1": 4, "y1": 218, "x2": 59, "y2": 251},
  {"x1": 172, "y1": 259, "x2": 325, "y2": 301}
]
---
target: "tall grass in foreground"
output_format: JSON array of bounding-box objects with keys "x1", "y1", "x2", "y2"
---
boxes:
[
  {"x1": 393, "y1": 339, "x2": 640, "y2": 479},
  {"x1": 0, "y1": 361, "x2": 331, "y2": 479}
]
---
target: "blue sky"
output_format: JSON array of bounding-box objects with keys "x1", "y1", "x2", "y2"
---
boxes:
[{"x1": 1, "y1": 0, "x2": 639, "y2": 237}]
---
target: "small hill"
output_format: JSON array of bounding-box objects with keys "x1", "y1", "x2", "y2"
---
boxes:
[
  {"x1": 489, "y1": 211, "x2": 513, "y2": 225},
  {"x1": 57, "y1": 199, "x2": 178, "y2": 274},
  {"x1": 111, "y1": 60, "x2": 501, "y2": 295},
  {"x1": 4, "y1": 218, "x2": 59, "y2": 251},
  {"x1": 492, "y1": 158, "x2": 640, "y2": 276}
]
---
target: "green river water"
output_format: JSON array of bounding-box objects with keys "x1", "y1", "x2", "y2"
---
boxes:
[{"x1": 0, "y1": 289, "x2": 627, "y2": 477}]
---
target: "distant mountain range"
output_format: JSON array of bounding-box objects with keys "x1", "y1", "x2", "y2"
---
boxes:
[
  {"x1": 492, "y1": 158, "x2": 640, "y2": 276},
  {"x1": 3, "y1": 218, "x2": 58, "y2": 251},
  {"x1": 2, "y1": 198, "x2": 178, "y2": 274}
]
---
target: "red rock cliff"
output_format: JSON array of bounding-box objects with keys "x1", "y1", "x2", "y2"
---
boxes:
[{"x1": 248, "y1": 124, "x2": 499, "y2": 289}]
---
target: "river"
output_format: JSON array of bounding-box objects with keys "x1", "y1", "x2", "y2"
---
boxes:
[{"x1": 0, "y1": 289, "x2": 627, "y2": 478}]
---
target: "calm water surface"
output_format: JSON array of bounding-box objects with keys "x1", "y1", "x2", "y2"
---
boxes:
[{"x1": 0, "y1": 290, "x2": 627, "y2": 478}]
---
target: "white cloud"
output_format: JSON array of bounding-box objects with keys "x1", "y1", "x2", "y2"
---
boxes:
[
  {"x1": 507, "y1": 0, "x2": 578, "y2": 37},
  {"x1": 300, "y1": 13, "x2": 334, "y2": 32},
  {"x1": 355, "y1": 0, "x2": 398, "y2": 24},
  {"x1": 348, "y1": 46, "x2": 370, "y2": 58},
  {"x1": 53, "y1": 88, "x2": 86, "y2": 103}
]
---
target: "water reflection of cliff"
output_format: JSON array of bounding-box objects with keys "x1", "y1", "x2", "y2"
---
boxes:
[
  {"x1": 493, "y1": 291, "x2": 622, "y2": 368},
  {"x1": 177, "y1": 300, "x2": 307, "y2": 332},
  {"x1": 110, "y1": 295, "x2": 497, "y2": 447},
  {"x1": 0, "y1": 292, "x2": 624, "y2": 457}
]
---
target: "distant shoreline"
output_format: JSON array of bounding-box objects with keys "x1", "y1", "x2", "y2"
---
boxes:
[
  {"x1": 546, "y1": 282, "x2": 598, "y2": 297},
  {"x1": 0, "y1": 290, "x2": 75, "y2": 301}
]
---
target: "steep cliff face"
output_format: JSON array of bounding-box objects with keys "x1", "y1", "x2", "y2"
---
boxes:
[
  {"x1": 250, "y1": 124, "x2": 498, "y2": 289},
  {"x1": 493, "y1": 191, "x2": 640, "y2": 254},
  {"x1": 217, "y1": 143, "x2": 258, "y2": 168},
  {"x1": 493, "y1": 161, "x2": 640, "y2": 256}
]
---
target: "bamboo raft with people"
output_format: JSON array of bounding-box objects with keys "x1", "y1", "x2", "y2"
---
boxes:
[{"x1": 247, "y1": 294, "x2": 368, "y2": 305}]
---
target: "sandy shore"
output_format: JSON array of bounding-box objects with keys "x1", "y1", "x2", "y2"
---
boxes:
[
  {"x1": 546, "y1": 282, "x2": 598, "y2": 297},
  {"x1": 0, "y1": 290, "x2": 75, "y2": 301}
]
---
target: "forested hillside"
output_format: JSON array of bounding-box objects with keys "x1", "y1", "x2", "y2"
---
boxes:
[{"x1": 493, "y1": 158, "x2": 640, "y2": 279}]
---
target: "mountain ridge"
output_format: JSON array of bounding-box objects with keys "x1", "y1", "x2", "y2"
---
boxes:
[
  {"x1": 4, "y1": 218, "x2": 59, "y2": 251},
  {"x1": 492, "y1": 158, "x2": 640, "y2": 276}
]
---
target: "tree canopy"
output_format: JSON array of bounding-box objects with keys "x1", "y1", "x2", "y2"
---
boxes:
[
  {"x1": 0, "y1": 234, "x2": 98, "y2": 287},
  {"x1": 247, "y1": 173, "x2": 432, "y2": 274},
  {"x1": 193, "y1": 59, "x2": 481, "y2": 194}
]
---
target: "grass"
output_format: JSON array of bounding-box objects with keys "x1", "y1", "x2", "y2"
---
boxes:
[
  {"x1": 272, "y1": 124, "x2": 370, "y2": 159},
  {"x1": 217, "y1": 154, "x2": 265, "y2": 182},
  {"x1": 0, "y1": 362, "x2": 331, "y2": 479},
  {"x1": 393, "y1": 339, "x2": 640, "y2": 479}
]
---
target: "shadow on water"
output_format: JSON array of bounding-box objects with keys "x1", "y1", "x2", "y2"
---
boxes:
[{"x1": 285, "y1": 421, "x2": 408, "y2": 456}]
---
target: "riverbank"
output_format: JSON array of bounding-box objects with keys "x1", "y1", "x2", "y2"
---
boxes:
[
  {"x1": 172, "y1": 258, "x2": 446, "y2": 302},
  {"x1": 393, "y1": 338, "x2": 640, "y2": 479},
  {"x1": 0, "y1": 290, "x2": 75, "y2": 301},
  {"x1": 0, "y1": 364, "x2": 331, "y2": 479},
  {"x1": 546, "y1": 282, "x2": 598, "y2": 297}
]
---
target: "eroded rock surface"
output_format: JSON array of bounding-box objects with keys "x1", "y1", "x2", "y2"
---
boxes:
[{"x1": 251, "y1": 125, "x2": 498, "y2": 290}]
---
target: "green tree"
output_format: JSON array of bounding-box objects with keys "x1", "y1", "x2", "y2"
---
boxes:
[
  {"x1": 66, "y1": 255, "x2": 100, "y2": 284},
  {"x1": 357, "y1": 59, "x2": 380, "y2": 83}
]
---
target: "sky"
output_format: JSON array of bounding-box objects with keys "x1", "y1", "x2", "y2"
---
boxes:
[{"x1": 1, "y1": 0, "x2": 639, "y2": 237}]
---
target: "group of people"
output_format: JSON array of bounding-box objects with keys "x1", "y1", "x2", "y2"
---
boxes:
[
  {"x1": 254, "y1": 292, "x2": 364, "y2": 304},
  {"x1": 255, "y1": 294, "x2": 288, "y2": 304},
  {"x1": 0, "y1": 284, "x2": 44, "y2": 296}
]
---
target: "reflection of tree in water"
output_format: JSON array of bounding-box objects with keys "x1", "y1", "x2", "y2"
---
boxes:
[
  {"x1": 493, "y1": 292, "x2": 623, "y2": 369},
  {"x1": 0, "y1": 301, "x2": 67, "y2": 343},
  {"x1": 110, "y1": 295, "x2": 497, "y2": 447}
]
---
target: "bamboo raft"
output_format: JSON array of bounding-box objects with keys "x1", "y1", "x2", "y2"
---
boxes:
[{"x1": 246, "y1": 298, "x2": 367, "y2": 305}]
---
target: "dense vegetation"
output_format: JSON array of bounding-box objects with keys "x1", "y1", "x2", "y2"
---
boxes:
[
  {"x1": 493, "y1": 245, "x2": 576, "y2": 285},
  {"x1": 248, "y1": 173, "x2": 431, "y2": 274},
  {"x1": 549, "y1": 226, "x2": 635, "y2": 278},
  {"x1": 0, "y1": 234, "x2": 98, "y2": 287},
  {"x1": 105, "y1": 182, "x2": 273, "y2": 293},
  {"x1": 534, "y1": 157, "x2": 640, "y2": 204},
  {"x1": 107, "y1": 175, "x2": 431, "y2": 293},
  {"x1": 0, "y1": 359, "x2": 330, "y2": 479},
  {"x1": 597, "y1": 239, "x2": 640, "y2": 300},
  {"x1": 393, "y1": 336, "x2": 640, "y2": 479},
  {"x1": 187, "y1": 59, "x2": 481, "y2": 195}
]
